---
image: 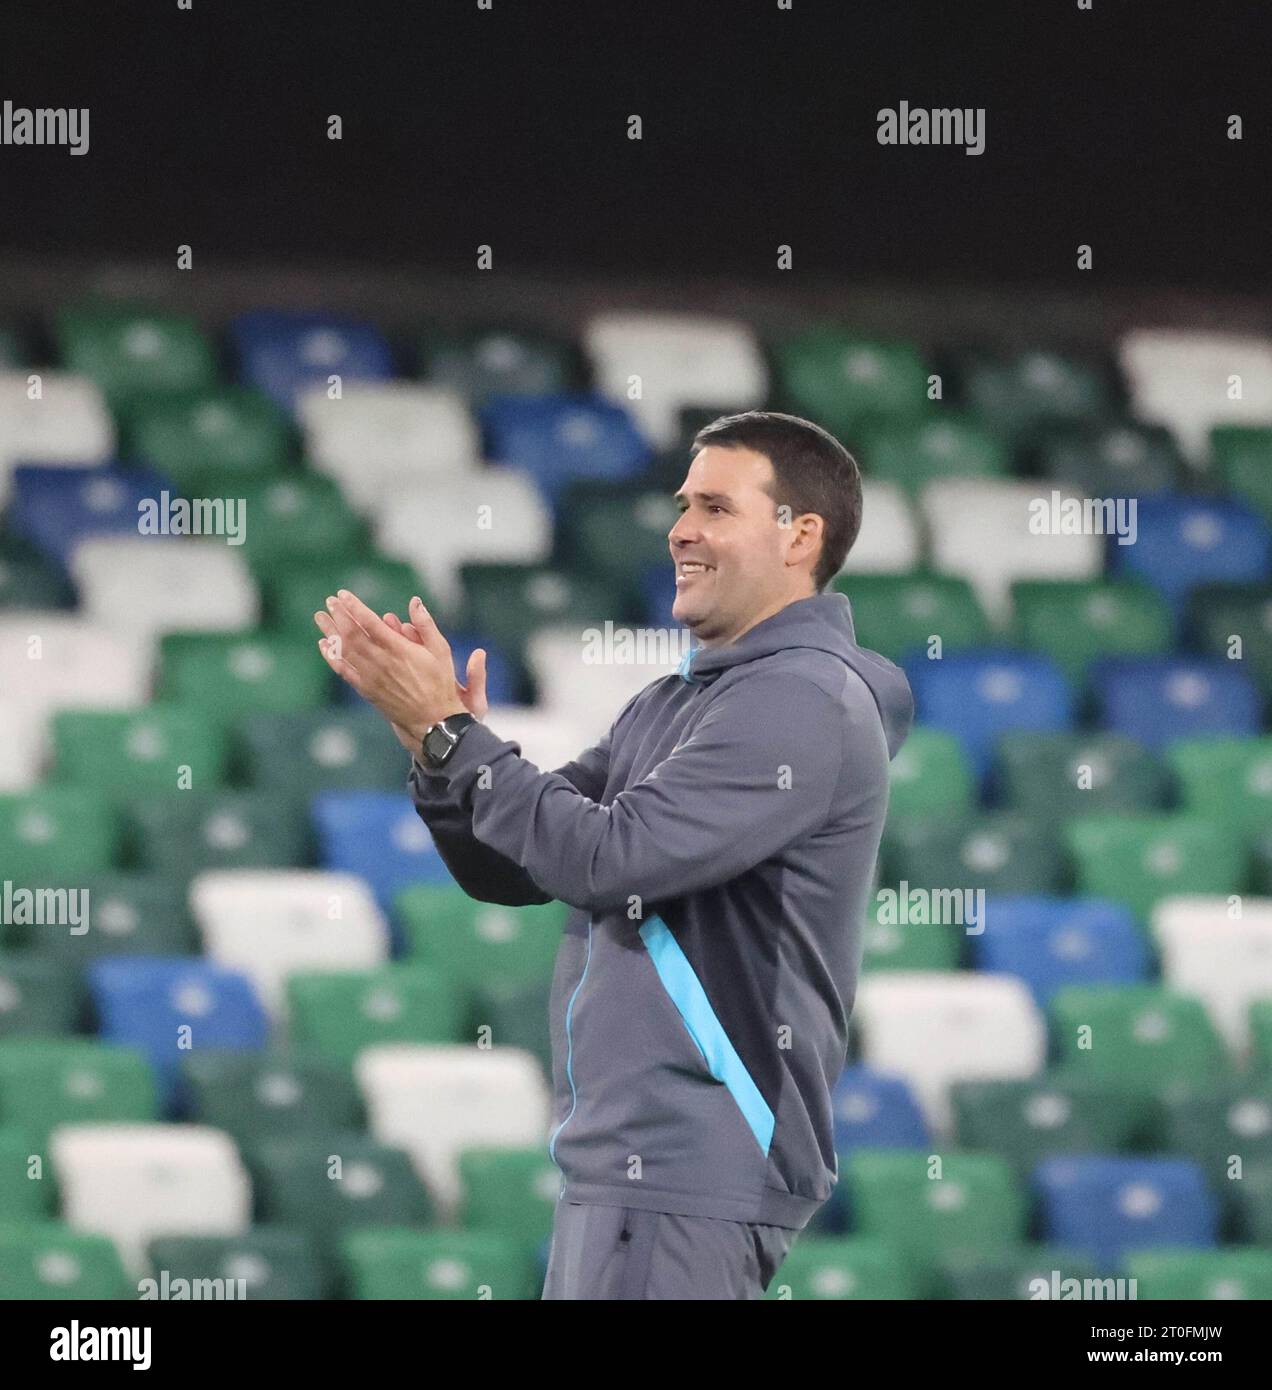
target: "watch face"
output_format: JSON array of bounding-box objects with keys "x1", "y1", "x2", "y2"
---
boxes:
[{"x1": 424, "y1": 725, "x2": 452, "y2": 764}]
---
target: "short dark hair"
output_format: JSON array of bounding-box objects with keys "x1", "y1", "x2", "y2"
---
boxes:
[{"x1": 690, "y1": 410, "x2": 863, "y2": 591}]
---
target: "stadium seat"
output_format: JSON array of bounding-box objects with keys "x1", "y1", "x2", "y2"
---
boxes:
[
  {"x1": 354, "y1": 1044, "x2": 552, "y2": 1217},
  {"x1": 458, "y1": 1145, "x2": 561, "y2": 1251},
  {"x1": 956, "y1": 348, "x2": 1116, "y2": 444},
  {"x1": 159, "y1": 630, "x2": 333, "y2": 718},
  {"x1": 1187, "y1": 583, "x2": 1272, "y2": 701},
  {"x1": 71, "y1": 538, "x2": 259, "y2": 644},
  {"x1": 1151, "y1": 896, "x2": 1272, "y2": 1056},
  {"x1": 0, "y1": 1224, "x2": 131, "y2": 1299},
  {"x1": 1226, "y1": 1159, "x2": 1272, "y2": 1243},
  {"x1": 0, "y1": 699, "x2": 47, "y2": 792},
  {"x1": 0, "y1": 1038, "x2": 157, "y2": 1146},
  {"x1": 1212, "y1": 424, "x2": 1272, "y2": 528},
  {"x1": 190, "y1": 869, "x2": 391, "y2": 1020},
  {"x1": 1032, "y1": 1155, "x2": 1218, "y2": 1266},
  {"x1": 882, "y1": 813, "x2": 1067, "y2": 897},
  {"x1": 830, "y1": 1066, "x2": 930, "y2": 1154},
  {"x1": 1039, "y1": 421, "x2": 1184, "y2": 497},
  {"x1": 474, "y1": 704, "x2": 597, "y2": 774},
  {"x1": 1090, "y1": 656, "x2": 1261, "y2": 750},
  {"x1": 480, "y1": 392, "x2": 650, "y2": 509},
  {"x1": 1010, "y1": 579, "x2": 1173, "y2": 685},
  {"x1": 883, "y1": 726, "x2": 977, "y2": 821},
  {"x1": 1126, "y1": 1248, "x2": 1272, "y2": 1301},
  {"x1": 146, "y1": 1227, "x2": 331, "y2": 1301},
  {"x1": 0, "y1": 613, "x2": 151, "y2": 720},
  {"x1": 50, "y1": 705, "x2": 229, "y2": 793},
  {"x1": 126, "y1": 386, "x2": 291, "y2": 489},
  {"x1": 0, "y1": 534, "x2": 75, "y2": 610},
  {"x1": 583, "y1": 312, "x2": 767, "y2": 450},
  {"x1": 1065, "y1": 814, "x2": 1247, "y2": 924},
  {"x1": 237, "y1": 707, "x2": 409, "y2": 796},
  {"x1": 419, "y1": 322, "x2": 576, "y2": 405},
  {"x1": 1167, "y1": 736, "x2": 1272, "y2": 842},
  {"x1": 1118, "y1": 329, "x2": 1272, "y2": 463},
  {"x1": 762, "y1": 1235, "x2": 918, "y2": 1300},
  {"x1": 125, "y1": 789, "x2": 310, "y2": 874},
  {"x1": 17, "y1": 871, "x2": 196, "y2": 960},
  {"x1": 0, "y1": 1126, "x2": 49, "y2": 1220},
  {"x1": 221, "y1": 473, "x2": 368, "y2": 572},
  {"x1": 856, "y1": 414, "x2": 1008, "y2": 493},
  {"x1": 852, "y1": 972, "x2": 1047, "y2": 1133},
  {"x1": 1153, "y1": 1081, "x2": 1272, "y2": 1191},
  {"x1": 0, "y1": 786, "x2": 118, "y2": 884},
  {"x1": 55, "y1": 304, "x2": 218, "y2": 417},
  {"x1": 936, "y1": 1245, "x2": 1103, "y2": 1301},
  {"x1": 312, "y1": 790, "x2": 454, "y2": 909},
  {"x1": 7, "y1": 464, "x2": 174, "y2": 568},
  {"x1": 0, "y1": 371, "x2": 114, "y2": 481},
  {"x1": 554, "y1": 478, "x2": 680, "y2": 599},
  {"x1": 0, "y1": 954, "x2": 85, "y2": 1037},
  {"x1": 834, "y1": 572, "x2": 990, "y2": 664},
  {"x1": 50, "y1": 1122, "x2": 253, "y2": 1277},
  {"x1": 834, "y1": 481, "x2": 921, "y2": 575},
  {"x1": 903, "y1": 650, "x2": 1075, "y2": 780},
  {"x1": 341, "y1": 1226, "x2": 539, "y2": 1300},
  {"x1": 861, "y1": 888, "x2": 964, "y2": 973},
  {"x1": 775, "y1": 329, "x2": 931, "y2": 438},
  {"x1": 951, "y1": 1074, "x2": 1140, "y2": 1174},
  {"x1": 265, "y1": 552, "x2": 434, "y2": 639},
  {"x1": 297, "y1": 381, "x2": 480, "y2": 508},
  {"x1": 992, "y1": 731, "x2": 1168, "y2": 818},
  {"x1": 87, "y1": 958, "x2": 270, "y2": 1107},
  {"x1": 286, "y1": 963, "x2": 463, "y2": 1063},
  {"x1": 920, "y1": 480, "x2": 1103, "y2": 624},
  {"x1": 229, "y1": 310, "x2": 395, "y2": 415},
  {"x1": 1110, "y1": 494, "x2": 1271, "y2": 620}
]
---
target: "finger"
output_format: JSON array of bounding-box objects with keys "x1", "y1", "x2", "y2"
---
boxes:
[
  {"x1": 408, "y1": 595, "x2": 451, "y2": 661},
  {"x1": 465, "y1": 647, "x2": 489, "y2": 717},
  {"x1": 317, "y1": 634, "x2": 366, "y2": 692},
  {"x1": 333, "y1": 589, "x2": 396, "y2": 649},
  {"x1": 384, "y1": 612, "x2": 423, "y2": 645}
]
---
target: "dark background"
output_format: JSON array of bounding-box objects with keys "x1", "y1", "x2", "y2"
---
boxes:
[{"x1": 0, "y1": 0, "x2": 1268, "y2": 289}]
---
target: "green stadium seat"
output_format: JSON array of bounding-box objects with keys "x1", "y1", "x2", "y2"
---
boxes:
[
  {"x1": 0, "y1": 956, "x2": 84, "y2": 1039},
  {"x1": 21, "y1": 872, "x2": 199, "y2": 960},
  {"x1": 844, "y1": 1149, "x2": 1027, "y2": 1293},
  {"x1": 1250, "y1": 1002, "x2": 1272, "y2": 1074},
  {"x1": 397, "y1": 886, "x2": 565, "y2": 996},
  {"x1": 124, "y1": 789, "x2": 310, "y2": 873},
  {"x1": 883, "y1": 813, "x2": 1066, "y2": 897},
  {"x1": 128, "y1": 387, "x2": 291, "y2": 488},
  {"x1": 0, "y1": 1128, "x2": 52, "y2": 1220},
  {"x1": 1212, "y1": 425, "x2": 1272, "y2": 528},
  {"x1": 762, "y1": 1235, "x2": 917, "y2": 1300},
  {"x1": 958, "y1": 349, "x2": 1115, "y2": 444},
  {"x1": 1256, "y1": 830, "x2": 1272, "y2": 896},
  {"x1": 159, "y1": 631, "x2": 333, "y2": 718},
  {"x1": 1151, "y1": 1081, "x2": 1272, "y2": 1190},
  {"x1": 1011, "y1": 579, "x2": 1173, "y2": 684},
  {"x1": 994, "y1": 732, "x2": 1168, "y2": 819},
  {"x1": 458, "y1": 1146, "x2": 560, "y2": 1249},
  {"x1": 0, "y1": 1039, "x2": 157, "y2": 1146},
  {"x1": 181, "y1": 1051, "x2": 363, "y2": 1147},
  {"x1": 419, "y1": 323, "x2": 576, "y2": 405},
  {"x1": 478, "y1": 979, "x2": 552, "y2": 1081},
  {"x1": 286, "y1": 964, "x2": 466, "y2": 1065},
  {"x1": 0, "y1": 788, "x2": 118, "y2": 885},
  {"x1": 56, "y1": 303, "x2": 217, "y2": 416},
  {"x1": 834, "y1": 572, "x2": 991, "y2": 664},
  {"x1": 1126, "y1": 1248, "x2": 1272, "y2": 1300},
  {"x1": 1049, "y1": 985, "x2": 1232, "y2": 1096},
  {"x1": 884, "y1": 726, "x2": 977, "y2": 821},
  {"x1": 936, "y1": 1245, "x2": 1103, "y2": 1301},
  {"x1": 50, "y1": 706, "x2": 229, "y2": 794},
  {"x1": 861, "y1": 885, "x2": 963, "y2": 973},
  {"x1": 1167, "y1": 736, "x2": 1272, "y2": 843},
  {"x1": 1040, "y1": 423, "x2": 1184, "y2": 497},
  {"x1": 0, "y1": 539, "x2": 74, "y2": 608},
  {"x1": 857, "y1": 415, "x2": 1008, "y2": 493},
  {"x1": 1187, "y1": 583, "x2": 1272, "y2": 700},
  {"x1": 221, "y1": 475, "x2": 367, "y2": 573},
  {"x1": 341, "y1": 1226, "x2": 539, "y2": 1299},
  {"x1": 0, "y1": 1222, "x2": 131, "y2": 1298},
  {"x1": 248, "y1": 1133, "x2": 434, "y2": 1256},
  {"x1": 237, "y1": 709, "x2": 408, "y2": 797},
  {"x1": 555, "y1": 481, "x2": 680, "y2": 596},
  {"x1": 1227, "y1": 1160, "x2": 1272, "y2": 1243},
  {"x1": 776, "y1": 330, "x2": 931, "y2": 438},
  {"x1": 266, "y1": 555, "x2": 439, "y2": 638},
  {"x1": 146, "y1": 1227, "x2": 331, "y2": 1301},
  {"x1": 1065, "y1": 815, "x2": 1247, "y2": 924},
  {"x1": 951, "y1": 1076, "x2": 1141, "y2": 1175}
]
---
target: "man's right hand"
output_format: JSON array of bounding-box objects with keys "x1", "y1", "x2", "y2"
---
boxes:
[{"x1": 381, "y1": 609, "x2": 488, "y2": 754}]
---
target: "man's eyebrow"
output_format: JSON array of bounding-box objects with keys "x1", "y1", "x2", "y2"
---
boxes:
[{"x1": 673, "y1": 490, "x2": 734, "y2": 507}]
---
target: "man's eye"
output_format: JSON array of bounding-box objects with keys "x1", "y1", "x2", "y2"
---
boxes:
[{"x1": 709, "y1": 505, "x2": 724, "y2": 514}]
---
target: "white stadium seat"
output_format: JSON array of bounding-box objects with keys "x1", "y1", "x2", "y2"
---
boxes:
[
  {"x1": 1119, "y1": 329, "x2": 1272, "y2": 464},
  {"x1": 296, "y1": 382, "x2": 481, "y2": 509},
  {"x1": 583, "y1": 312, "x2": 767, "y2": 450},
  {"x1": 190, "y1": 869, "x2": 391, "y2": 1019},
  {"x1": 853, "y1": 971, "x2": 1047, "y2": 1133},
  {"x1": 373, "y1": 466, "x2": 553, "y2": 613},
  {"x1": 1151, "y1": 895, "x2": 1272, "y2": 1057},
  {"x1": 836, "y1": 481, "x2": 922, "y2": 576},
  {"x1": 0, "y1": 698, "x2": 48, "y2": 790},
  {"x1": 71, "y1": 538, "x2": 259, "y2": 644},
  {"x1": 921, "y1": 478, "x2": 1102, "y2": 625},
  {"x1": 355, "y1": 1043, "x2": 552, "y2": 1217},
  {"x1": 51, "y1": 1123, "x2": 252, "y2": 1279},
  {"x1": 482, "y1": 704, "x2": 600, "y2": 774},
  {"x1": 0, "y1": 612, "x2": 152, "y2": 719},
  {"x1": 0, "y1": 371, "x2": 114, "y2": 502}
]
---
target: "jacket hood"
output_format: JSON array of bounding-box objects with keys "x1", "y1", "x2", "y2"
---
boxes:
[{"x1": 676, "y1": 591, "x2": 914, "y2": 759}]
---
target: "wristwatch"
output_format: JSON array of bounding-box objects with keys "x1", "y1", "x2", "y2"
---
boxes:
[{"x1": 420, "y1": 712, "x2": 478, "y2": 769}]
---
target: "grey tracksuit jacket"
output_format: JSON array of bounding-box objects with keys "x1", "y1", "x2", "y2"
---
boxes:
[{"x1": 408, "y1": 591, "x2": 914, "y2": 1230}]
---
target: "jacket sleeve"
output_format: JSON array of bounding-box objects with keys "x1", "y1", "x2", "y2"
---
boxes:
[
  {"x1": 429, "y1": 672, "x2": 853, "y2": 912},
  {"x1": 407, "y1": 698, "x2": 632, "y2": 906}
]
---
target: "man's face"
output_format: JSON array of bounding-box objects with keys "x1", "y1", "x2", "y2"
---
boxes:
[{"x1": 668, "y1": 444, "x2": 803, "y2": 646}]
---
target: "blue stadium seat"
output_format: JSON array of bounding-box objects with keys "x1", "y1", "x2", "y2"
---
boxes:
[
  {"x1": 1032, "y1": 1155, "x2": 1218, "y2": 1266},
  {"x1": 229, "y1": 311, "x2": 395, "y2": 414},
  {"x1": 311, "y1": 791, "x2": 455, "y2": 914},
  {"x1": 8, "y1": 464, "x2": 174, "y2": 567},
  {"x1": 971, "y1": 896, "x2": 1149, "y2": 1007},
  {"x1": 831, "y1": 1066, "x2": 929, "y2": 1153},
  {"x1": 903, "y1": 650, "x2": 1075, "y2": 780},
  {"x1": 87, "y1": 957, "x2": 269, "y2": 1109},
  {"x1": 1111, "y1": 494, "x2": 1271, "y2": 622},
  {"x1": 640, "y1": 564, "x2": 678, "y2": 629},
  {"x1": 480, "y1": 393, "x2": 650, "y2": 509},
  {"x1": 1091, "y1": 656, "x2": 1261, "y2": 750}
]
